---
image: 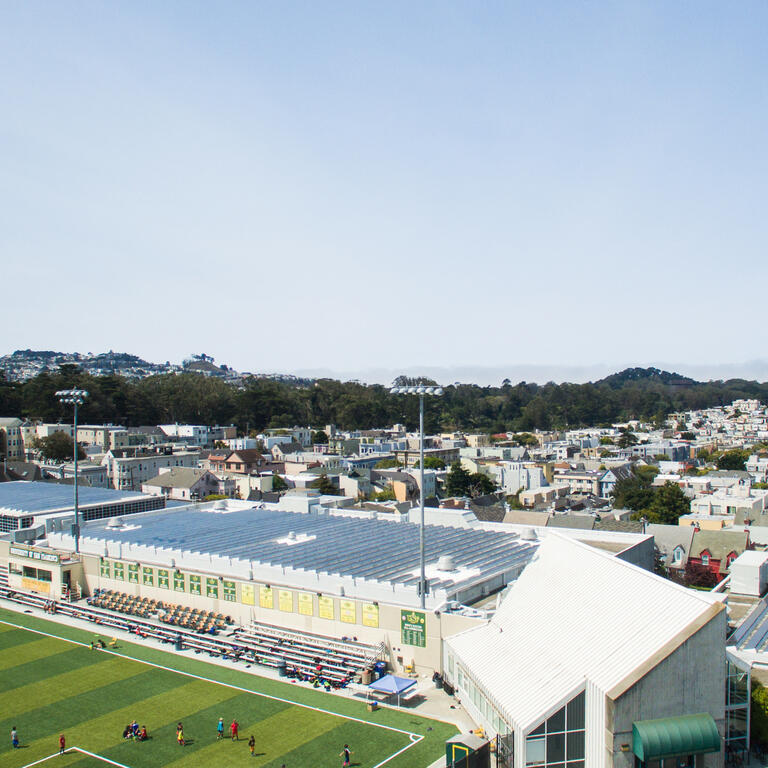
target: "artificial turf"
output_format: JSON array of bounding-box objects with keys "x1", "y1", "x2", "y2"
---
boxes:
[{"x1": 0, "y1": 607, "x2": 457, "y2": 768}]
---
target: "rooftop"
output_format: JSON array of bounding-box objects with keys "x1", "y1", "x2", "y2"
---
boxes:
[
  {"x1": 70, "y1": 503, "x2": 537, "y2": 597},
  {"x1": 0, "y1": 481, "x2": 149, "y2": 517}
]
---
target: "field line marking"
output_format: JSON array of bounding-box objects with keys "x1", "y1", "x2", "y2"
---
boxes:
[
  {"x1": 72, "y1": 746, "x2": 134, "y2": 767},
  {"x1": 20, "y1": 747, "x2": 135, "y2": 768},
  {"x1": 19, "y1": 752, "x2": 60, "y2": 768},
  {"x1": 0, "y1": 618, "x2": 422, "y2": 739},
  {"x1": 371, "y1": 733, "x2": 424, "y2": 768}
]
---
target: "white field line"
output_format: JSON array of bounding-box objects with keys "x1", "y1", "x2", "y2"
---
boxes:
[
  {"x1": 20, "y1": 746, "x2": 133, "y2": 768},
  {"x1": 0, "y1": 618, "x2": 424, "y2": 742}
]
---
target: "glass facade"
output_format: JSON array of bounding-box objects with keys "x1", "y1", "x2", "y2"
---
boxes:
[
  {"x1": 725, "y1": 659, "x2": 749, "y2": 756},
  {"x1": 525, "y1": 691, "x2": 585, "y2": 768}
]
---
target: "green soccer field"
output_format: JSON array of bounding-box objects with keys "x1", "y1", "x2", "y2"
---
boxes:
[{"x1": 0, "y1": 608, "x2": 456, "y2": 768}]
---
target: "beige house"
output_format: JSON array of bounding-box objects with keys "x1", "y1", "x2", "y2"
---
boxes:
[{"x1": 0, "y1": 418, "x2": 25, "y2": 460}]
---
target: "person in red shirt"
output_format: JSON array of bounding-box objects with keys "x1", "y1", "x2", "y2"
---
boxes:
[
  {"x1": 59, "y1": 735, "x2": 66, "y2": 755},
  {"x1": 230, "y1": 720, "x2": 239, "y2": 741}
]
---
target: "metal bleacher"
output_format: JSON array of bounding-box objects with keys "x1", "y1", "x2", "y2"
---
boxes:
[
  {"x1": 231, "y1": 619, "x2": 384, "y2": 683},
  {"x1": 0, "y1": 581, "x2": 384, "y2": 687}
]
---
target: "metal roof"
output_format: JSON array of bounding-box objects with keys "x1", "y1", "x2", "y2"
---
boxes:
[
  {"x1": 0, "y1": 481, "x2": 147, "y2": 517},
  {"x1": 80, "y1": 505, "x2": 537, "y2": 590},
  {"x1": 446, "y1": 534, "x2": 724, "y2": 734}
]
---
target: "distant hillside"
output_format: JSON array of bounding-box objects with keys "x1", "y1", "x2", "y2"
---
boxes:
[
  {"x1": 0, "y1": 360, "x2": 765, "y2": 433},
  {"x1": 600, "y1": 367, "x2": 698, "y2": 388}
]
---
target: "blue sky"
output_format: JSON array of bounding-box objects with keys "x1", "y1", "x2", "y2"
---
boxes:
[{"x1": 2, "y1": 2, "x2": 766, "y2": 383}]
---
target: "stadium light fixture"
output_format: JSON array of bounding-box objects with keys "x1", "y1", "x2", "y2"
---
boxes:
[
  {"x1": 55, "y1": 389, "x2": 88, "y2": 554},
  {"x1": 389, "y1": 382, "x2": 444, "y2": 608}
]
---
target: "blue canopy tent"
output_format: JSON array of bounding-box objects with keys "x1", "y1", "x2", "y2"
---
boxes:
[{"x1": 368, "y1": 674, "x2": 417, "y2": 706}]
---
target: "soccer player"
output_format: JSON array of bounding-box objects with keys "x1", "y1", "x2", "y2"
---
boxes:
[
  {"x1": 177, "y1": 725, "x2": 185, "y2": 747},
  {"x1": 217, "y1": 717, "x2": 224, "y2": 739},
  {"x1": 248, "y1": 735, "x2": 255, "y2": 757},
  {"x1": 59, "y1": 734, "x2": 66, "y2": 755},
  {"x1": 230, "y1": 719, "x2": 239, "y2": 741},
  {"x1": 11, "y1": 727, "x2": 18, "y2": 749},
  {"x1": 340, "y1": 744, "x2": 352, "y2": 767}
]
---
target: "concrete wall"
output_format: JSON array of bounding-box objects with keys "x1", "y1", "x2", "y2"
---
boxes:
[{"x1": 609, "y1": 609, "x2": 726, "y2": 768}]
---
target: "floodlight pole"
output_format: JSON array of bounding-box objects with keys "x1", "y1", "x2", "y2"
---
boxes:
[
  {"x1": 390, "y1": 384, "x2": 443, "y2": 610},
  {"x1": 419, "y1": 392, "x2": 425, "y2": 609},
  {"x1": 56, "y1": 389, "x2": 88, "y2": 554}
]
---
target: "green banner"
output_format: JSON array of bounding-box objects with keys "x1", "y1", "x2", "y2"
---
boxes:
[
  {"x1": 113, "y1": 562, "x2": 125, "y2": 581},
  {"x1": 401, "y1": 609, "x2": 426, "y2": 648},
  {"x1": 128, "y1": 563, "x2": 139, "y2": 584},
  {"x1": 100, "y1": 560, "x2": 110, "y2": 577},
  {"x1": 222, "y1": 580, "x2": 236, "y2": 602},
  {"x1": 173, "y1": 572, "x2": 185, "y2": 592},
  {"x1": 189, "y1": 575, "x2": 201, "y2": 595},
  {"x1": 142, "y1": 566, "x2": 154, "y2": 586},
  {"x1": 206, "y1": 577, "x2": 219, "y2": 599},
  {"x1": 157, "y1": 569, "x2": 169, "y2": 589}
]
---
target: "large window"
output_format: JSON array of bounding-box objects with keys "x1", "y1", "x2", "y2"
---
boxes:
[
  {"x1": 22, "y1": 566, "x2": 52, "y2": 582},
  {"x1": 525, "y1": 691, "x2": 585, "y2": 768}
]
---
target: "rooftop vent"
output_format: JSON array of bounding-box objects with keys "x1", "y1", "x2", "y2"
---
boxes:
[
  {"x1": 437, "y1": 555, "x2": 456, "y2": 571},
  {"x1": 106, "y1": 517, "x2": 124, "y2": 529},
  {"x1": 520, "y1": 527, "x2": 538, "y2": 541}
]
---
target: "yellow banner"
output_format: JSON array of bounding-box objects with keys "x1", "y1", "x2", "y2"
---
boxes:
[
  {"x1": 318, "y1": 596, "x2": 334, "y2": 620},
  {"x1": 298, "y1": 592, "x2": 313, "y2": 616},
  {"x1": 340, "y1": 599, "x2": 356, "y2": 624},
  {"x1": 22, "y1": 578, "x2": 50, "y2": 594},
  {"x1": 279, "y1": 589, "x2": 294, "y2": 612},
  {"x1": 259, "y1": 586, "x2": 274, "y2": 609},
  {"x1": 242, "y1": 584, "x2": 255, "y2": 606},
  {"x1": 362, "y1": 602, "x2": 379, "y2": 628}
]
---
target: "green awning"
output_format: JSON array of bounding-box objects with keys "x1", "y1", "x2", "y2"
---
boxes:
[{"x1": 633, "y1": 713, "x2": 720, "y2": 761}]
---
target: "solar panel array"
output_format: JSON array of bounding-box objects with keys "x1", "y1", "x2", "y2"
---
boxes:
[
  {"x1": 85, "y1": 506, "x2": 537, "y2": 590},
  {"x1": 0, "y1": 480, "x2": 146, "y2": 515}
]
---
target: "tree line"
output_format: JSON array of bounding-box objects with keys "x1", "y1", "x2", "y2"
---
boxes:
[{"x1": 1, "y1": 364, "x2": 766, "y2": 434}]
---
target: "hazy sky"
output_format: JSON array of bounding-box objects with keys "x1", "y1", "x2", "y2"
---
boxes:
[{"x1": 2, "y1": 2, "x2": 767, "y2": 382}]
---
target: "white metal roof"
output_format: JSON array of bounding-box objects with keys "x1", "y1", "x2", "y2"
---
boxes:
[
  {"x1": 731, "y1": 549, "x2": 768, "y2": 566},
  {"x1": 446, "y1": 533, "x2": 724, "y2": 734}
]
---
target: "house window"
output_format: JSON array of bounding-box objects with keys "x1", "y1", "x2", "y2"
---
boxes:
[
  {"x1": 701, "y1": 552, "x2": 710, "y2": 566},
  {"x1": 672, "y1": 547, "x2": 683, "y2": 565}
]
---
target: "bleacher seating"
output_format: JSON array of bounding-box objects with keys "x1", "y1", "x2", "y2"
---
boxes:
[
  {"x1": 231, "y1": 620, "x2": 384, "y2": 685},
  {"x1": 89, "y1": 590, "x2": 231, "y2": 634},
  {"x1": 0, "y1": 580, "x2": 388, "y2": 693}
]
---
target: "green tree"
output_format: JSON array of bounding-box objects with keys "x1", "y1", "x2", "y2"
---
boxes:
[
  {"x1": 617, "y1": 431, "x2": 639, "y2": 448},
  {"x1": 445, "y1": 462, "x2": 472, "y2": 497},
  {"x1": 635, "y1": 465, "x2": 659, "y2": 483},
  {"x1": 645, "y1": 482, "x2": 690, "y2": 524},
  {"x1": 33, "y1": 432, "x2": 85, "y2": 462},
  {"x1": 315, "y1": 474, "x2": 339, "y2": 495},
  {"x1": 599, "y1": 436, "x2": 614, "y2": 445},
  {"x1": 612, "y1": 475, "x2": 655, "y2": 512},
  {"x1": 373, "y1": 487, "x2": 396, "y2": 501},
  {"x1": 413, "y1": 456, "x2": 446, "y2": 470},
  {"x1": 374, "y1": 457, "x2": 402, "y2": 469},
  {"x1": 716, "y1": 449, "x2": 750, "y2": 471},
  {"x1": 469, "y1": 472, "x2": 496, "y2": 496},
  {"x1": 311, "y1": 430, "x2": 329, "y2": 444},
  {"x1": 271, "y1": 474, "x2": 288, "y2": 491},
  {"x1": 752, "y1": 681, "x2": 768, "y2": 747}
]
